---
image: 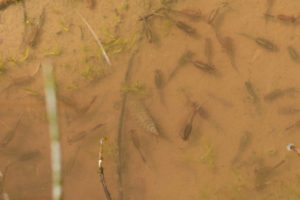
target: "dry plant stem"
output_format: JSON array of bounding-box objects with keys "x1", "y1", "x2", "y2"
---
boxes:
[
  {"x1": 76, "y1": 11, "x2": 111, "y2": 66},
  {"x1": 98, "y1": 138, "x2": 112, "y2": 200},
  {"x1": 42, "y1": 59, "x2": 63, "y2": 200}
]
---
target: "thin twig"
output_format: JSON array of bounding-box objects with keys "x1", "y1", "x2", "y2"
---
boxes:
[
  {"x1": 98, "y1": 137, "x2": 112, "y2": 200},
  {"x1": 76, "y1": 11, "x2": 111, "y2": 66}
]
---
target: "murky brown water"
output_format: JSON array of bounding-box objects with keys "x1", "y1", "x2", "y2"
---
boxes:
[{"x1": 1, "y1": 0, "x2": 300, "y2": 199}]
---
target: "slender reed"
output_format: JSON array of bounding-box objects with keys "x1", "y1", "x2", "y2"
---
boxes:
[{"x1": 42, "y1": 59, "x2": 63, "y2": 200}]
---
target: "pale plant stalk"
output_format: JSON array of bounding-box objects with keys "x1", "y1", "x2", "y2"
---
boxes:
[
  {"x1": 76, "y1": 10, "x2": 112, "y2": 66},
  {"x1": 42, "y1": 59, "x2": 62, "y2": 200}
]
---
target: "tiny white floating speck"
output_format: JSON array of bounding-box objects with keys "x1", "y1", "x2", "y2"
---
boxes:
[{"x1": 286, "y1": 143, "x2": 295, "y2": 151}]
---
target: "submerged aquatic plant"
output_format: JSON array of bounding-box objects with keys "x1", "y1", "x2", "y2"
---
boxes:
[
  {"x1": 121, "y1": 81, "x2": 146, "y2": 95},
  {"x1": 81, "y1": 64, "x2": 105, "y2": 81},
  {"x1": 19, "y1": 47, "x2": 30, "y2": 62},
  {"x1": 58, "y1": 20, "x2": 70, "y2": 32},
  {"x1": 201, "y1": 139, "x2": 216, "y2": 168},
  {"x1": 42, "y1": 59, "x2": 63, "y2": 200},
  {"x1": 44, "y1": 46, "x2": 62, "y2": 56}
]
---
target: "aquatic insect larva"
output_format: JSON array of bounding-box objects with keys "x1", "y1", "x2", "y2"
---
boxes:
[
  {"x1": 128, "y1": 98, "x2": 159, "y2": 135},
  {"x1": 175, "y1": 20, "x2": 196, "y2": 35},
  {"x1": 178, "y1": 9, "x2": 202, "y2": 20},
  {"x1": 168, "y1": 50, "x2": 195, "y2": 82},
  {"x1": 154, "y1": 69, "x2": 165, "y2": 89},
  {"x1": 204, "y1": 38, "x2": 213, "y2": 65},
  {"x1": 182, "y1": 123, "x2": 192, "y2": 140},
  {"x1": 277, "y1": 14, "x2": 297, "y2": 23},
  {"x1": 255, "y1": 38, "x2": 278, "y2": 51},
  {"x1": 288, "y1": 46, "x2": 299, "y2": 62},
  {"x1": 245, "y1": 81, "x2": 259, "y2": 103},
  {"x1": 192, "y1": 60, "x2": 216, "y2": 73},
  {"x1": 264, "y1": 88, "x2": 300, "y2": 102},
  {"x1": 232, "y1": 131, "x2": 252, "y2": 164},
  {"x1": 240, "y1": 33, "x2": 278, "y2": 52}
]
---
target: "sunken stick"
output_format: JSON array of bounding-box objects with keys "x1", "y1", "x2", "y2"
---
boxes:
[{"x1": 98, "y1": 137, "x2": 112, "y2": 200}]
